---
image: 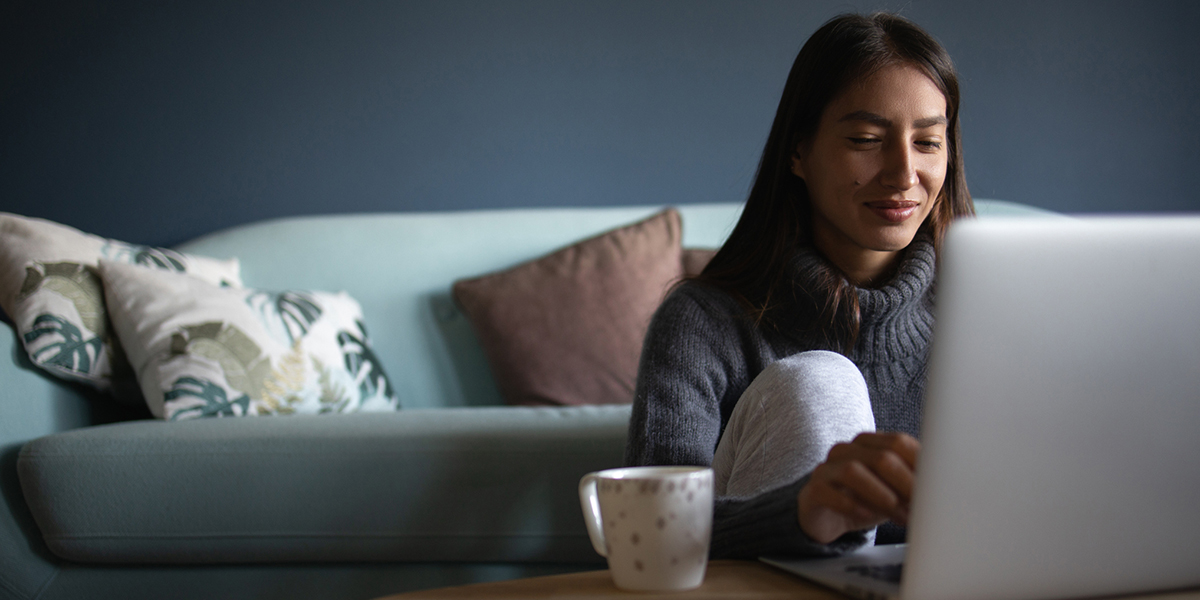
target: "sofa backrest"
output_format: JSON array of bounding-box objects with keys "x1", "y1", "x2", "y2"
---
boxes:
[{"x1": 174, "y1": 204, "x2": 745, "y2": 409}]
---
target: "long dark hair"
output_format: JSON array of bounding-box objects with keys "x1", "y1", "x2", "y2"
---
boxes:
[{"x1": 696, "y1": 12, "x2": 973, "y2": 352}]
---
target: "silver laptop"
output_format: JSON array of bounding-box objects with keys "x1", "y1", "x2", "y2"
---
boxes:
[{"x1": 763, "y1": 216, "x2": 1200, "y2": 600}]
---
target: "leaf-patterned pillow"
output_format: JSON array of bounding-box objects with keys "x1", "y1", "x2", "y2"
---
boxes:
[
  {"x1": 0, "y1": 213, "x2": 242, "y2": 404},
  {"x1": 98, "y1": 259, "x2": 399, "y2": 420}
]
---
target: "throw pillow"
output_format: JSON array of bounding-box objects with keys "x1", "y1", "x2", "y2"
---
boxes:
[
  {"x1": 0, "y1": 212, "x2": 242, "y2": 403},
  {"x1": 99, "y1": 259, "x2": 399, "y2": 420},
  {"x1": 682, "y1": 248, "x2": 717, "y2": 278},
  {"x1": 452, "y1": 208, "x2": 684, "y2": 406}
]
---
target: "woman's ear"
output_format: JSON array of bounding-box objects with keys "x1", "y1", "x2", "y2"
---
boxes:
[{"x1": 790, "y1": 144, "x2": 806, "y2": 179}]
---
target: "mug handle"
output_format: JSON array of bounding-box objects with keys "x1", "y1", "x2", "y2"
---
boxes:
[{"x1": 578, "y1": 472, "x2": 607, "y2": 557}]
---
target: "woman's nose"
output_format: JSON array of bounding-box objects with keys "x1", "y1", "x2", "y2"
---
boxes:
[{"x1": 880, "y1": 143, "x2": 919, "y2": 191}]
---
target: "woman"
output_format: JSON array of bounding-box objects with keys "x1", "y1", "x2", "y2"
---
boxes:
[{"x1": 625, "y1": 12, "x2": 973, "y2": 558}]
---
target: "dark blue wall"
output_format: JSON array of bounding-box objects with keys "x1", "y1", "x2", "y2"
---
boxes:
[{"x1": 3, "y1": 0, "x2": 1198, "y2": 247}]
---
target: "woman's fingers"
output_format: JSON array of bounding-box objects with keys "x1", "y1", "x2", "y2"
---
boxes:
[
  {"x1": 853, "y1": 443, "x2": 916, "y2": 505},
  {"x1": 797, "y1": 432, "x2": 922, "y2": 542},
  {"x1": 807, "y1": 474, "x2": 874, "y2": 521},
  {"x1": 814, "y1": 456, "x2": 907, "y2": 524},
  {"x1": 829, "y1": 433, "x2": 919, "y2": 471},
  {"x1": 838, "y1": 460, "x2": 909, "y2": 523},
  {"x1": 827, "y1": 433, "x2": 919, "y2": 505},
  {"x1": 798, "y1": 478, "x2": 877, "y2": 543},
  {"x1": 854, "y1": 432, "x2": 919, "y2": 469}
]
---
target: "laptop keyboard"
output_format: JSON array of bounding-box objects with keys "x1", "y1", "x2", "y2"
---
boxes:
[{"x1": 845, "y1": 563, "x2": 903, "y2": 584}]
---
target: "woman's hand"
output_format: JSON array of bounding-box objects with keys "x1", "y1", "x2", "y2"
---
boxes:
[{"x1": 796, "y1": 432, "x2": 920, "y2": 544}]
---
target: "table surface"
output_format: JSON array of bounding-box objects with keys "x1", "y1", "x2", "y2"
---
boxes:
[{"x1": 374, "y1": 560, "x2": 1200, "y2": 600}]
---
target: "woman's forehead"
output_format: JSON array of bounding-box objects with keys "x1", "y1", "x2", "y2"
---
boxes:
[{"x1": 825, "y1": 64, "x2": 947, "y2": 126}]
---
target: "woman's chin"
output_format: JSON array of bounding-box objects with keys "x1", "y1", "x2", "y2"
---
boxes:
[{"x1": 863, "y1": 225, "x2": 922, "y2": 253}]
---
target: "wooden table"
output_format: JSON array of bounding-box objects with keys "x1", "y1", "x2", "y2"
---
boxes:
[
  {"x1": 375, "y1": 560, "x2": 1200, "y2": 600},
  {"x1": 375, "y1": 560, "x2": 840, "y2": 599}
]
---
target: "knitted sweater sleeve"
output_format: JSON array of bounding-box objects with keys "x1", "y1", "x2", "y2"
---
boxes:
[
  {"x1": 625, "y1": 286, "x2": 734, "y2": 467},
  {"x1": 624, "y1": 285, "x2": 869, "y2": 558}
]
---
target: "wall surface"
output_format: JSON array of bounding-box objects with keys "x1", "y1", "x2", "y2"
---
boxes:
[{"x1": 2, "y1": 0, "x2": 1198, "y2": 247}]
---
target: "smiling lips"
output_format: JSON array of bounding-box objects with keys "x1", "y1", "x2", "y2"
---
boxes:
[{"x1": 865, "y1": 200, "x2": 920, "y2": 223}]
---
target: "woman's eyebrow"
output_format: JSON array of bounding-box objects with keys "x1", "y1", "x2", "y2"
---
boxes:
[
  {"x1": 838, "y1": 111, "x2": 948, "y2": 129},
  {"x1": 839, "y1": 110, "x2": 890, "y2": 126},
  {"x1": 914, "y1": 116, "x2": 948, "y2": 128}
]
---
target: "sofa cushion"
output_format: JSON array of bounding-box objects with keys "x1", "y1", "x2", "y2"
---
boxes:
[
  {"x1": 16, "y1": 405, "x2": 630, "y2": 565},
  {"x1": 452, "y1": 209, "x2": 684, "y2": 406},
  {"x1": 0, "y1": 212, "x2": 241, "y2": 405},
  {"x1": 99, "y1": 260, "x2": 399, "y2": 420}
]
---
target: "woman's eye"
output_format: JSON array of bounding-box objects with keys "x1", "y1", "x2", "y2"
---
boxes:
[
  {"x1": 916, "y1": 140, "x2": 943, "y2": 150},
  {"x1": 848, "y1": 137, "x2": 881, "y2": 146}
]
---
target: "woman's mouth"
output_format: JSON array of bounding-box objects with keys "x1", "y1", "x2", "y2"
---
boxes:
[{"x1": 865, "y1": 200, "x2": 919, "y2": 223}]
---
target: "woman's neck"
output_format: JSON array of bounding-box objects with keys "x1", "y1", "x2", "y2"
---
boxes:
[{"x1": 811, "y1": 229, "x2": 903, "y2": 287}]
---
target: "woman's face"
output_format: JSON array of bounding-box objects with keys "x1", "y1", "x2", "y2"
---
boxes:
[{"x1": 792, "y1": 63, "x2": 949, "y2": 285}]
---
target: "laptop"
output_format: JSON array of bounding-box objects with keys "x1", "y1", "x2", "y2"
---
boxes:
[{"x1": 762, "y1": 216, "x2": 1200, "y2": 600}]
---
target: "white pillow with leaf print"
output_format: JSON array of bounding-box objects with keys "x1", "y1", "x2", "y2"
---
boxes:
[
  {"x1": 0, "y1": 212, "x2": 241, "y2": 405},
  {"x1": 98, "y1": 259, "x2": 400, "y2": 420}
]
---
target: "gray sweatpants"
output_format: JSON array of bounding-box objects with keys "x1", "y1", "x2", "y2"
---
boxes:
[{"x1": 712, "y1": 350, "x2": 876, "y2": 498}]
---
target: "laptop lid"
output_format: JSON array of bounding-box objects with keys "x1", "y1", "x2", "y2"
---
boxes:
[{"x1": 903, "y1": 216, "x2": 1200, "y2": 600}]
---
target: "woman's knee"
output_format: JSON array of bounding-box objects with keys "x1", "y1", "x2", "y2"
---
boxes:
[
  {"x1": 765, "y1": 351, "x2": 868, "y2": 401},
  {"x1": 714, "y1": 351, "x2": 875, "y2": 496},
  {"x1": 754, "y1": 351, "x2": 872, "y2": 424}
]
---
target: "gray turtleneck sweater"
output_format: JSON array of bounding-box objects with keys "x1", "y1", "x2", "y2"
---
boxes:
[{"x1": 624, "y1": 236, "x2": 936, "y2": 558}]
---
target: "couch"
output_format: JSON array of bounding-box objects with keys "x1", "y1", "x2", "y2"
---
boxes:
[{"x1": 1, "y1": 199, "x2": 1054, "y2": 600}]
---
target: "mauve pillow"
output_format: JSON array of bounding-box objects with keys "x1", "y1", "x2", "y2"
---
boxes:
[
  {"x1": 682, "y1": 248, "x2": 717, "y2": 278},
  {"x1": 453, "y1": 209, "x2": 685, "y2": 406}
]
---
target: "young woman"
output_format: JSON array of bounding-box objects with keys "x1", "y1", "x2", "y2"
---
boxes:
[{"x1": 625, "y1": 13, "x2": 974, "y2": 558}]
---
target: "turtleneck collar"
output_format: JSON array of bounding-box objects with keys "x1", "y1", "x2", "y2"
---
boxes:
[
  {"x1": 855, "y1": 232, "x2": 937, "y2": 324},
  {"x1": 778, "y1": 233, "x2": 938, "y2": 364}
]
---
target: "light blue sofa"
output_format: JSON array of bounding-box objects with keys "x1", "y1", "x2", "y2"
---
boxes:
[{"x1": 2, "y1": 200, "x2": 1054, "y2": 600}]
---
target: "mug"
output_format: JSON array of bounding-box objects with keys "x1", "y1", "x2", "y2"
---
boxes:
[{"x1": 578, "y1": 466, "x2": 713, "y2": 592}]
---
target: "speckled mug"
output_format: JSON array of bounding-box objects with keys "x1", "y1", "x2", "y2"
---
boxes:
[{"x1": 578, "y1": 466, "x2": 713, "y2": 592}]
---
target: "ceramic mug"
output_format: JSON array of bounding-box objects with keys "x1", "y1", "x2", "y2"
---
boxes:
[{"x1": 578, "y1": 466, "x2": 713, "y2": 592}]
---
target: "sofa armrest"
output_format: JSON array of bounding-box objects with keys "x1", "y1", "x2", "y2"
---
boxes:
[{"x1": 1, "y1": 321, "x2": 102, "y2": 598}]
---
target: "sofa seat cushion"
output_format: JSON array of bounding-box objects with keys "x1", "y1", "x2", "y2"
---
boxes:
[{"x1": 17, "y1": 405, "x2": 629, "y2": 565}]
